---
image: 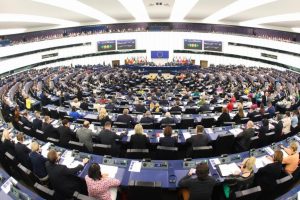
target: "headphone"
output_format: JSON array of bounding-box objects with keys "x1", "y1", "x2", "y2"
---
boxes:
[{"x1": 169, "y1": 175, "x2": 177, "y2": 184}]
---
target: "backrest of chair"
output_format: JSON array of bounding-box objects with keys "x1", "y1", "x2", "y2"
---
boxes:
[
  {"x1": 235, "y1": 186, "x2": 261, "y2": 200},
  {"x1": 214, "y1": 134, "x2": 234, "y2": 154},
  {"x1": 73, "y1": 191, "x2": 97, "y2": 200},
  {"x1": 140, "y1": 123, "x2": 154, "y2": 129},
  {"x1": 201, "y1": 117, "x2": 215, "y2": 128},
  {"x1": 34, "y1": 182, "x2": 55, "y2": 200},
  {"x1": 191, "y1": 146, "x2": 213, "y2": 158},
  {"x1": 68, "y1": 141, "x2": 85, "y2": 152},
  {"x1": 92, "y1": 144, "x2": 112, "y2": 156},
  {"x1": 126, "y1": 149, "x2": 149, "y2": 159},
  {"x1": 156, "y1": 146, "x2": 178, "y2": 160},
  {"x1": 113, "y1": 121, "x2": 128, "y2": 128},
  {"x1": 127, "y1": 181, "x2": 162, "y2": 200}
]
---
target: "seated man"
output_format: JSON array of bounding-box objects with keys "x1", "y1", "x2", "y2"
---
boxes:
[
  {"x1": 42, "y1": 116, "x2": 58, "y2": 139},
  {"x1": 96, "y1": 121, "x2": 122, "y2": 145},
  {"x1": 29, "y1": 141, "x2": 48, "y2": 181},
  {"x1": 15, "y1": 133, "x2": 31, "y2": 169},
  {"x1": 20, "y1": 111, "x2": 32, "y2": 128},
  {"x1": 160, "y1": 112, "x2": 176, "y2": 125},
  {"x1": 58, "y1": 119, "x2": 75, "y2": 146},
  {"x1": 134, "y1": 100, "x2": 147, "y2": 113},
  {"x1": 32, "y1": 111, "x2": 43, "y2": 131},
  {"x1": 169, "y1": 101, "x2": 182, "y2": 113},
  {"x1": 76, "y1": 120, "x2": 94, "y2": 152},
  {"x1": 140, "y1": 111, "x2": 155, "y2": 124},
  {"x1": 235, "y1": 121, "x2": 256, "y2": 152},
  {"x1": 116, "y1": 109, "x2": 135, "y2": 127}
]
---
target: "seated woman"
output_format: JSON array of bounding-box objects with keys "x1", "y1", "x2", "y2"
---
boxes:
[
  {"x1": 258, "y1": 118, "x2": 269, "y2": 146},
  {"x1": 129, "y1": 124, "x2": 150, "y2": 149},
  {"x1": 223, "y1": 157, "x2": 256, "y2": 198},
  {"x1": 281, "y1": 141, "x2": 299, "y2": 174},
  {"x1": 98, "y1": 108, "x2": 111, "y2": 125},
  {"x1": 159, "y1": 126, "x2": 177, "y2": 147},
  {"x1": 233, "y1": 107, "x2": 245, "y2": 124},
  {"x1": 217, "y1": 107, "x2": 231, "y2": 126},
  {"x1": 85, "y1": 163, "x2": 120, "y2": 200}
]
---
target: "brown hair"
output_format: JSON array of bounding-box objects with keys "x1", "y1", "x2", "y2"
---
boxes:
[
  {"x1": 196, "y1": 163, "x2": 209, "y2": 180},
  {"x1": 16, "y1": 132, "x2": 24, "y2": 142},
  {"x1": 273, "y1": 150, "x2": 283, "y2": 163},
  {"x1": 163, "y1": 126, "x2": 173, "y2": 137},
  {"x1": 47, "y1": 149, "x2": 58, "y2": 164},
  {"x1": 196, "y1": 125, "x2": 204, "y2": 134}
]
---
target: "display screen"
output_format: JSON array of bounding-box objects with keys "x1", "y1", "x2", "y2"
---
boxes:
[
  {"x1": 184, "y1": 39, "x2": 202, "y2": 50},
  {"x1": 151, "y1": 51, "x2": 169, "y2": 59},
  {"x1": 204, "y1": 40, "x2": 223, "y2": 52},
  {"x1": 117, "y1": 39, "x2": 136, "y2": 50},
  {"x1": 97, "y1": 40, "x2": 116, "y2": 51}
]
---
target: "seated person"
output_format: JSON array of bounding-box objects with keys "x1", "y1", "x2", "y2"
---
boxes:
[
  {"x1": 15, "y1": 133, "x2": 31, "y2": 169},
  {"x1": 85, "y1": 163, "x2": 120, "y2": 200},
  {"x1": 116, "y1": 109, "x2": 134, "y2": 127},
  {"x1": 233, "y1": 107, "x2": 245, "y2": 124},
  {"x1": 258, "y1": 119, "x2": 269, "y2": 145},
  {"x1": 140, "y1": 111, "x2": 155, "y2": 124},
  {"x1": 159, "y1": 126, "x2": 177, "y2": 147},
  {"x1": 152, "y1": 103, "x2": 164, "y2": 113},
  {"x1": 186, "y1": 125, "x2": 210, "y2": 147},
  {"x1": 160, "y1": 112, "x2": 176, "y2": 125},
  {"x1": 255, "y1": 150, "x2": 284, "y2": 192},
  {"x1": 282, "y1": 111, "x2": 291, "y2": 134},
  {"x1": 178, "y1": 163, "x2": 216, "y2": 200},
  {"x1": 76, "y1": 121, "x2": 94, "y2": 152},
  {"x1": 105, "y1": 99, "x2": 116, "y2": 111},
  {"x1": 291, "y1": 110, "x2": 299, "y2": 133},
  {"x1": 235, "y1": 121, "x2": 256, "y2": 152},
  {"x1": 32, "y1": 111, "x2": 43, "y2": 131},
  {"x1": 199, "y1": 102, "x2": 210, "y2": 113},
  {"x1": 226, "y1": 99, "x2": 234, "y2": 112},
  {"x1": 42, "y1": 116, "x2": 59, "y2": 139},
  {"x1": 159, "y1": 95, "x2": 169, "y2": 106},
  {"x1": 129, "y1": 124, "x2": 150, "y2": 149},
  {"x1": 70, "y1": 98, "x2": 81, "y2": 108},
  {"x1": 169, "y1": 100, "x2": 182, "y2": 113},
  {"x1": 1, "y1": 129, "x2": 15, "y2": 156},
  {"x1": 217, "y1": 107, "x2": 231, "y2": 126},
  {"x1": 223, "y1": 157, "x2": 256, "y2": 198},
  {"x1": 266, "y1": 102, "x2": 276, "y2": 118},
  {"x1": 20, "y1": 111, "x2": 32, "y2": 128},
  {"x1": 273, "y1": 114, "x2": 284, "y2": 141},
  {"x1": 80, "y1": 98, "x2": 89, "y2": 110},
  {"x1": 280, "y1": 141, "x2": 299, "y2": 174},
  {"x1": 29, "y1": 141, "x2": 48, "y2": 181},
  {"x1": 134, "y1": 100, "x2": 147, "y2": 113},
  {"x1": 246, "y1": 108, "x2": 259, "y2": 120},
  {"x1": 186, "y1": 96, "x2": 196, "y2": 106},
  {"x1": 96, "y1": 121, "x2": 122, "y2": 145},
  {"x1": 69, "y1": 106, "x2": 83, "y2": 121},
  {"x1": 58, "y1": 119, "x2": 74, "y2": 146},
  {"x1": 46, "y1": 149, "x2": 89, "y2": 199},
  {"x1": 98, "y1": 108, "x2": 111, "y2": 126}
]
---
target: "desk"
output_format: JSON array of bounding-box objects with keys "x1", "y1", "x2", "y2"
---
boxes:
[{"x1": 121, "y1": 65, "x2": 199, "y2": 73}]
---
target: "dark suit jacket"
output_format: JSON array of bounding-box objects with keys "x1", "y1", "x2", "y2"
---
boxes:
[
  {"x1": 199, "y1": 104, "x2": 211, "y2": 112},
  {"x1": 79, "y1": 102, "x2": 89, "y2": 110},
  {"x1": 96, "y1": 129, "x2": 121, "y2": 145},
  {"x1": 32, "y1": 118, "x2": 43, "y2": 131},
  {"x1": 29, "y1": 151, "x2": 48, "y2": 179},
  {"x1": 256, "y1": 162, "x2": 283, "y2": 191},
  {"x1": 169, "y1": 106, "x2": 182, "y2": 113},
  {"x1": 140, "y1": 116, "x2": 155, "y2": 124},
  {"x1": 20, "y1": 116, "x2": 32, "y2": 128},
  {"x1": 116, "y1": 114, "x2": 134, "y2": 126},
  {"x1": 186, "y1": 134, "x2": 210, "y2": 147},
  {"x1": 135, "y1": 104, "x2": 147, "y2": 113},
  {"x1": 247, "y1": 111, "x2": 259, "y2": 120},
  {"x1": 159, "y1": 136, "x2": 177, "y2": 147},
  {"x1": 58, "y1": 126, "x2": 74, "y2": 146},
  {"x1": 15, "y1": 142, "x2": 31, "y2": 169},
  {"x1": 45, "y1": 161, "x2": 85, "y2": 198},
  {"x1": 2, "y1": 139, "x2": 15, "y2": 156},
  {"x1": 130, "y1": 134, "x2": 150, "y2": 149},
  {"x1": 98, "y1": 115, "x2": 111, "y2": 126},
  {"x1": 274, "y1": 121, "x2": 283, "y2": 140},
  {"x1": 160, "y1": 117, "x2": 175, "y2": 125},
  {"x1": 217, "y1": 113, "x2": 231, "y2": 125},
  {"x1": 42, "y1": 122, "x2": 58, "y2": 139},
  {"x1": 258, "y1": 125, "x2": 269, "y2": 144},
  {"x1": 236, "y1": 128, "x2": 256, "y2": 151},
  {"x1": 178, "y1": 175, "x2": 216, "y2": 200}
]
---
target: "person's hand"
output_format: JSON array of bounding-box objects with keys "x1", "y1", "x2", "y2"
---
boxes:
[
  {"x1": 188, "y1": 168, "x2": 196, "y2": 176},
  {"x1": 279, "y1": 144, "x2": 284, "y2": 149},
  {"x1": 82, "y1": 158, "x2": 89, "y2": 165},
  {"x1": 102, "y1": 173, "x2": 109, "y2": 178}
]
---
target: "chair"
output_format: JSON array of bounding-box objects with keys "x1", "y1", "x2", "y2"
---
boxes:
[
  {"x1": 252, "y1": 115, "x2": 262, "y2": 122},
  {"x1": 274, "y1": 174, "x2": 294, "y2": 197},
  {"x1": 68, "y1": 141, "x2": 88, "y2": 152},
  {"x1": 213, "y1": 134, "x2": 235, "y2": 155},
  {"x1": 92, "y1": 144, "x2": 112, "y2": 156},
  {"x1": 180, "y1": 118, "x2": 195, "y2": 129},
  {"x1": 213, "y1": 106, "x2": 223, "y2": 113},
  {"x1": 42, "y1": 107, "x2": 50, "y2": 116},
  {"x1": 58, "y1": 111, "x2": 68, "y2": 119},
  {"x1": 76, "y1": 119, "x2": 85, "y2": 124},
  {"x1": 234, "y1": 186, "x2": 261, "y2": 200},
  {"x1": 190, "y1": 146, "x2": 214, "y2": 158},
  {"x1": 35, "y1": 129, "x2": 45, "y2": 140},
  {"x1": 73, "y1": 191, "x2": 97, "y2": 200},
  {"x1": 4, "y1": 152, "x2": 18, "y2": 175},
  {"x1": 126, "y1": 149, "x2": 149, "y2": 159},
  {"x1": 155, "y1": 146, "x2": 178, "y2": 160},
  {"x1": 265, "y1": 131, "x2": 276, "y2": 144},
  {"x1": 23, "y1": 126, "x2": 33, "y2": 137},
  {"x1": 127, "y1": 180, "x2": 162, "y2": 200},
  {"x1": 184, "y1": 107, "x2": 198, "y2": 114},
  {"x1": 249, "y1": 136, "x2": 260, "y2": 149},
  {"x1": 160, "y1": 123, "x2": 176, "y2": 129},
  {"x1": 46, "y1": 137, "x2": 60, "y2": 145},
  {"x1": 64, "y1": 115, "x2": 74, "y2": 122},
  {"x1": 50, "y1": 109, "x2": 59, "y2": 119},
  {"x1": 240, "y1": 118, "x2": 250, "y2": 125},
  {"x1": 201, "y1": 117, "x2": 215, "y2": 128},
  {"x1": 140, "y1": 123, "x2": 154, "y2": 129},
  {"x1": 17, "y1": 163, "x2": 37, "y2": 187},
  {"x1": 34, "y1": 183, "x2": 55, "y2": 200},
  {"x1": 113, "y1": 122, "x2": 129, "y2": 128},
  {"x1": 223, "y1": 122, "x2": 236, "y2": 127}
]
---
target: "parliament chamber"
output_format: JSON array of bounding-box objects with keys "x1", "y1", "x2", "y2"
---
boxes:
[{"x1": 1, "y1": 1, "x2": 300, "y2": 200}]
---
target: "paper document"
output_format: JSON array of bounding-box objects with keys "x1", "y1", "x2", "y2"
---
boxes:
[
  {"x1": 1, "y1": 177, "x2": 18, "y2": 194},
  {"x1": 255, "y1": 156, "x2": 272, "y2": 169},
  {"x1": 99, "y1": 164, "x2": 118, "y2": 178},
  {"x1": 209, "y1": 158, "x2": 221, "y2": 170},
  {"x1": 264, "y1": 147, "x2": 274, "y2": 155},
  {"x1": 128, "y1": 161, "x2": 142, "y2": 172},
  {"x1": 67, "y1": 160, "x2": 83, "y2": 168},
  {"x1": 206, "y1": 128, "x2": 213, "y2": 134},
  {"x1": 281, "y1": 149, "x2": 289, "y2": 158},
  {"x1": 229, "y1": 128, "x2": 243, "y2": 137},
  {"x1": 41, "y1": 142, "x2": 51, "y2": 158},
  {"x1": 60, "y1": 156, "x2": 75, "y2": 167},
  {"x1": 182, "y1": 132, "x2": 191, "y2": 140},
  {"x1": 218, "y1": 163, "x2": 241, "y2": 177}
]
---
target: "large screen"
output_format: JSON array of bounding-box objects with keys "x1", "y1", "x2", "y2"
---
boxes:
[
  {"x1": 117, "y1": 39, "x2": 136, "y2": 50},
  {"x1": 204, "y1": 40, "x2": 222, "y2": 52},
  {"x1": 97, "y1": 40, "x2": 116, "y2": 51},
  {"x1": 184, "y1": 39, "x2": 202, "y2": 50},
  {"x1": 151, "y1": 51, "x2": 169, "y2": 59}
]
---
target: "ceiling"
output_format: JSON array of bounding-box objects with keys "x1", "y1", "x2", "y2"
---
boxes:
[{"x1": 0, "y1": 0, "x2": 300, "y2": 35}]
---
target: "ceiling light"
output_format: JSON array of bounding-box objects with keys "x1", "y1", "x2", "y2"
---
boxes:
[
  {"x1": 0, "y1": 14, "x2": 79, "y2": 26},
  {"x1": 240, "y1": 12, "x2": 300, "y2": 26},
  {"x1": 203, "y1": 0, "x2": 277, "y2": 23},
  {"x1": 0, "y1": 28, "x2": 27, "y2": 36},
  {"x1": 33, "y1": 0, "x2": 116, "y2": 23},
  {"x1": 170, "y1": 0, "x2": 199, "y2": 21},
  {"x1": 118, "y1": 0, "x2": 150, "y2": 21}
]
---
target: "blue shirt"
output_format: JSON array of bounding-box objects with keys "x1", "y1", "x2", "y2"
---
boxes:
[
  {"x1": 69, "y1": 111, "x2": 82, "y2": 120},
  {"x1": 267, "y1": 106, "x2": 276, "y2": 117}
]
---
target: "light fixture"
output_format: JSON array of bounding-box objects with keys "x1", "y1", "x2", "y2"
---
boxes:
[
  {"x1": 203, "y1": 0, "x2": 277, "y2": 23},
  {"x1": 0, "y1": 28, "x2": 27, "y2": 36},
  {"x1": 0, "y1": 14, "x2": 79, "y2": 26},
  {"x1": 33, "y1": 0, "x2": 116, "y2": 23},
  {"x1": 240, "y1": 12, "x2": 300, "y2": 26},
  {"x1": 170, "y1": 0, "x2": 199, "y2": 21},
  {"x1": 118, "y1": 0, "x2": 150, "y2": 21}
]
